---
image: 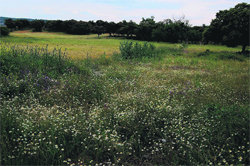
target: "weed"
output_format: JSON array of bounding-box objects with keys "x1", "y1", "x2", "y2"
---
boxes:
[
  {"x1": 119, "y1": 41, "x2": 158, "y2": 59},
  {"x1": 0, "y1": 34, "x2": 249, "y2": 165}
]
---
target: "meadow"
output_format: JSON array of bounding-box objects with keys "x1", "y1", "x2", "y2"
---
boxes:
[
  {"x1": 0, "y1": 31, "x2": 249, "y2": 165},
  {"x1": 3, "y1": 30, "x2": 242, "y2": 58}
]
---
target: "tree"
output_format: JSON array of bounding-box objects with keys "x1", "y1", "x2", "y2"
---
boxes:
[
  {"x1": 152, "y1": 18, "x2": 190, "y2": 43},
  {"x1": 203, "y1": 3, "x2": 250, "y2": 52},
  {"x1": 5, "y1": 19, "x2": 16, "y2": 30},
  {"x1": 15, "y1": 19, "x2": 30, "y2": 30},
  {"x1": 31, "y1": 20, "x2": 45, "y2": 32},
  {"x1": 117, "y1": 20, "x2": 128, "y2": 37},
  {"x1": 152, "y1": 22, "x2": 166, "y2": 42},
  {"x1": 136, "y1": 16, "x2": 156, "y2": 41},
  {"x1": 93, "y1": 25, "x2": 105, "y2": 38},
  {"x1": 63, "y1": 19, "x2": 78, "y2": 34},
  {"x1": 126, "y1": 21, "x2": 137, "y2": 37},
  {"x1": 45, "y1": 20, "x2": 64, "y2": 32},
  {"x1": 106, "y1": 22, "x2": 117, "y2": 36},
  {"x1": 94, "y1": 20, "x2": 107, "y2": 37},
  {"x1": 71, "y1": 21, "x2": 91, "y2": 35},
  {"x1": 88, "y1": 20, "x2": 96, "y2": 33},
  {"x1": 0, "y1": 27, "x2": 10, "y2": 36},
  {"x1": 187, "y1": 25, "x2": 206, "y2": 43}
]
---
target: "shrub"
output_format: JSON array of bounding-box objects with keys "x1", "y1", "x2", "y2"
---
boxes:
[
  {"x1": 0, "y1": 27, "x2": 10, "y2": 36},
  {"x1": 119, "y1": 41, "x2": 157, "y2": 59}
]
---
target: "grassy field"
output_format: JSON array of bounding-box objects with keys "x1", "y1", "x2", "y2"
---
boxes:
[
  {"x1": 0, "y1": 31, "x2": 249, "y2": 165},
  {"x1": 1, "y1": 30, "x2": 243, "y2": 59}
]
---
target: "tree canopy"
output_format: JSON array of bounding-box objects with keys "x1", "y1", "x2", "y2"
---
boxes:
[
  {"x1": 0, "y1": 27, "x2": 10, "y2": 36},
  {"x1": 203, "y1": 3, "x2": 250, "y2": 52}
]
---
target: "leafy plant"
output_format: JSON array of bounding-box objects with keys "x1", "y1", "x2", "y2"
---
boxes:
[{"x1": 119, "y1": 41, "x2": 157, "y2": 59}]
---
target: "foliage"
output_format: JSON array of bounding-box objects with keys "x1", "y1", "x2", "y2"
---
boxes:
[
  {"x1": 0, "y1": 27, "x2": 10, "y2": 36},
  {"x1": 119, "y1": 41, "x2": 157, "y2": 59},
  {"x1": 15, "y1": 19, "x2": 30, "y2": 30},
  {"x1": 152, "y1": 18, "x2": 190, "y2": 43},
  {"x1": 5, "y1": 18, "x2": 32, "y2": 30},
  {"x1": 117, "y1": 20, "x2": 137, "y2": 38},
  {"x1": 93, "y1": 25, "x2": 105, "y2": 38},
  {"x1": 64, "y1": 20, "x2": 92, "y2": 35},
  {"x1": 106, "y1": 21, "x2": 118, "y2": 36},
  {"x1": 4, "y1": 2, "x2": 249, "y2": 47},
  {"x1": 203, "y1": 3, "x2": 250, "y2": 52},
  {"x1": 187, "y1": 25, "x2": 206, "y2": 43},
  {"x1": 42, "y1": 16, "x2": 203, "y2": 43},
  {"x1": 31, "y1": 20, "x2": 45, "y2": 32},
  {"x1": 135, "y1": 16, "x2": 156, "y2": 41},
  {"x1": 4, "y1": 19, "x2": 16, "y2": 30},
  {"x1": 45, "y1": 20, "x2": 64, "y2": 32},
  {"x1": 4, "y1": 17, "x2": 204, "y2": 43}
]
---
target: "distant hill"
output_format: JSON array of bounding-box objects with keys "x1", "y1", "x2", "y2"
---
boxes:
[{"x1": 0, "y1": 16, "x2": 43, "y2": 26}]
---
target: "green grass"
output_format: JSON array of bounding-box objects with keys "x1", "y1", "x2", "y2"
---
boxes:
[
  {"x1": 0, "y1": 31, "x2": 249, "y2": 165},
  {"x1": 1, "y1": 30, "x2": 243, "y2": 59}
]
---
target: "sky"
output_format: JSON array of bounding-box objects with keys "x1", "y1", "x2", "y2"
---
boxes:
[{"x1": 0, "y1": 0, "x2": 248, "y2": 25}]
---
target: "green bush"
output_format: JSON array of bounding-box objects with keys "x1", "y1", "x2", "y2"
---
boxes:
[
  {"x1": 0, "y1": 27, "x2": 10, "y2": 36},
  {"x1": 119, "y1": 41, "x2": 157, "y2": 59}
]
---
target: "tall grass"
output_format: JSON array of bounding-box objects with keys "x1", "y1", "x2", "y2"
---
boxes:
[
  {"x1": 0, "y1": 43, "x2": 75, "y2": 76},
  {"x1": 0, "y1": 42, "x2": 249, "y2": 165}
]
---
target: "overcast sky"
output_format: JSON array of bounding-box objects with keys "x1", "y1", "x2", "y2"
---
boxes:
[{"x1": 0, "y1": 0, "x2": 248, "y2": 25}]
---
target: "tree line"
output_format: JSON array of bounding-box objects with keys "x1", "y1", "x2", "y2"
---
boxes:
[
  {"x1": 3, "y1": 3, "x2": 249, "y2": 52},
  {"x1": 3, "y1": 17, "x2": 207, "y2": 43}
]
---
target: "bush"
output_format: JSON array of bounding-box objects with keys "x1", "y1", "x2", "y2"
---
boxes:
[
  {"x1": 119, "y1": 41, "x2": 157, "y2": 59},
  {"x1": 0, "y1": 27, "x2": 10, "y2": 36}
]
